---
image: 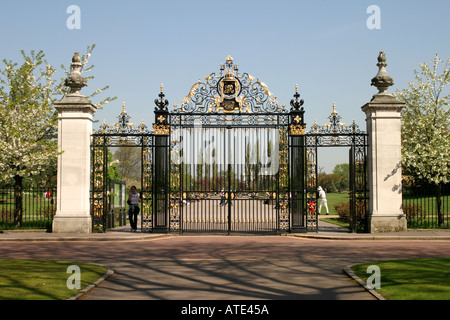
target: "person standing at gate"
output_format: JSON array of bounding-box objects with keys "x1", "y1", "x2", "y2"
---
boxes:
[
  {"x1": 128, "y1": 186, "x2": 141, "y2": 231},
  {"x1": 220, "y1": 189, "x2": 226, "y2": 206},
  {"x1": 317, "y1": 186, "x2": 329, "y2": 215}
]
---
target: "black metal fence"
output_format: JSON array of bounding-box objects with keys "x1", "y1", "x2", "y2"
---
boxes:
[
  {"x1": 0, "y1": 181, "x2": 127, "y2": 232},
  {"x1": 0, "y1": 187, "x2": 56, "y2": 231},
  {"x1": 403, "y1": 181, "x2": 450, "y2": 229},
  {"x1": 106, "y1": 207, "x2": 127, "y2": 229}
]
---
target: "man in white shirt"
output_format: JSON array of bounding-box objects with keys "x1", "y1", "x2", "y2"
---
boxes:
[{"x1": 317, "y1": 186, "x2": 329, "y2": 215}]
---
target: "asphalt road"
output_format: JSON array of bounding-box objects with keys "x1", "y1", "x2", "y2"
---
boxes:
[{"x1": 1, "y1": 235, "x2": 450, "y2": 303}]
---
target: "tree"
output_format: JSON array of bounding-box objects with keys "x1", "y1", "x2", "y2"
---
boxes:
[
  {"x1": 0, "y1": 50, "x2": 58, "y2": 226},
  {"x1": 332, "y1": 163, "x2": 349, "y2": 177},
  {"x1": 395, "y1": 54, "x2": 450, "y2": 227},
  {"x1": 318, "y1": 173, "x2": 341, "y2": 193},
  {"x1": 113, "y1": 147, "x2": 141, "y2": 187},
  {"x1": 107, "y1": 150, "x2": 121, "y2": 184},
  {"x1": 0, "y1": 46, "x2": 116, "y2": 227},
  {"x1": 317, "y1": 163, "x2": 350, "y2": 193},
  {"x1": 332, "y1": 163, "x2": 349, "y2": 192}
]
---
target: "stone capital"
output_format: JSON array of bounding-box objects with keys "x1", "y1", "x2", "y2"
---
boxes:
[
  {"x1": 362, "y1": 93, "x2": 404, "y2": 113},
  {"x1": 54, "y1": 93, "x2": 97, "y2": 115}
]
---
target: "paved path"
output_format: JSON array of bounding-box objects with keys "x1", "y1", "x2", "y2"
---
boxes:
[
  {"x1": 1, "y1": 217, "x2": 450, "y2": 314},
  {"x1": 1, "y1": 228, "x2": 450, "y2": 303}
]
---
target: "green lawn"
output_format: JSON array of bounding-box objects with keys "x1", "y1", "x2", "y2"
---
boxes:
[
  {"x1": 319, "y1": 192, "x2": 349, "y2": 215},
  {"x1": 351, "y1": 258, "x2": 450, "y2": 300},
  {"x1": 0, "y1": 259, "x2": 107, "y2": 300}
]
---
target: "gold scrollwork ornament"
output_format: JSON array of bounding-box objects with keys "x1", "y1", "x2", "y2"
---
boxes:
[
  {"x1": 289, "y1": 124, "x2": 306, "y2": 135},
  {"x1": 153, "y1": 124, "x2": 170, "y2": 135}
]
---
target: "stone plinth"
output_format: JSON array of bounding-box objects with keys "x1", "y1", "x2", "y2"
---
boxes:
[{"x1": 52, "y1": 93, "x2": 96, "y2": 233}]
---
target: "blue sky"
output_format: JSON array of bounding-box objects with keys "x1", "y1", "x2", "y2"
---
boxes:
[{"x1": 1, "y1": 0, "x2": 449, "y2": 172}]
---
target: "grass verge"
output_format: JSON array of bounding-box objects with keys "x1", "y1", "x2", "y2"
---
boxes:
[
  {"x1": 320, "y1": 217, "x2": 349, "y2": 229},
  {"x1": 0, "y1": 259, "x2": 107, "y2": 300},
  {"x1": 351, "y1": 258, "x2": 450, "y2": 300}
]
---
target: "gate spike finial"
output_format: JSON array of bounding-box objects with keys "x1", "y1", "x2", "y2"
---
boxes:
[
  {"x1": 290, "y1": 84, "x2": 304, "y2": 111},
  {"x1": 155, "y1": 84, "x2": 169, "y2": 111}
]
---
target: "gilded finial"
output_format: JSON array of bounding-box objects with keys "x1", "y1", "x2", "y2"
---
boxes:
[
  {"x1": 122, "y1": 102, "x2": 126, "y2": 113},
  {"x1": 332, "y1": 102, "x2": 337, "y2": 114},
  {"x1": 290, "y1": 83, "x2": 304, "y2": 111},
  {"x1": 155, "y1": 84, "x2": 169, "y2": 111}
]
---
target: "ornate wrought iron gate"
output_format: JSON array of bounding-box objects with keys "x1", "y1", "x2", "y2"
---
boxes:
[
  {"x1": 302, "y1": 103, "x2": 368, "y2": 233},
  {"x1": 90, "y1": 56, "x2": 368, "y2": 234},
  {"x1": 91, "y1": 104, "x2": 155, "y2": 232},
  {"x1": 164, "y1": 56, "x2": 290, "y2": 234}
]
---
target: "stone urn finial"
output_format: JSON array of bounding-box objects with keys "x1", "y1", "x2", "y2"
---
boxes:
[
  {"x1": 64, "y1": 52, "x2": 87, "y2": 94},
  {"x1": 371, "y1": 51, "x2": 394, "y2": 94}
]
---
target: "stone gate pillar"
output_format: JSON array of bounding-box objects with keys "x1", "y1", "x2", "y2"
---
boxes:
[
  {"x1": 52, "y1": 53, "x2": 97, "y2": 233},
  {"x1": 361, "y1": 52, "x2": 406, "y2": 232}
]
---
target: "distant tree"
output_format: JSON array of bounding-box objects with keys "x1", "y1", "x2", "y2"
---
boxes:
[
  {"x1": 107, "y1": 150, "x2": 121, "y2": 183},
  {"x1": 113, "y1": 147, "x2": 141, "y2": 187},
  {"x1": 318, "y1": 173, "x2": 341, "y2": 193},
  {"x1": 395, "y1": 54, "x2": 449, "y2": 227},
  {"x1": 332, "y1": 163, "x2": 349, "y2": 177},
  {"x1": 332, "y1": 163, "x2": 349, "y2": 192}
]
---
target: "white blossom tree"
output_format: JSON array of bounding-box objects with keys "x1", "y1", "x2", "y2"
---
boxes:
[
  {"x1": 0, "y1": 46, "x2": 116, "y2": 226},
  {"x1": 0, "y1": 50, "x2": 58, "y2": 226},
  {"x1": 395, "y1": 54, "x2": 450, "y2": 227}
]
